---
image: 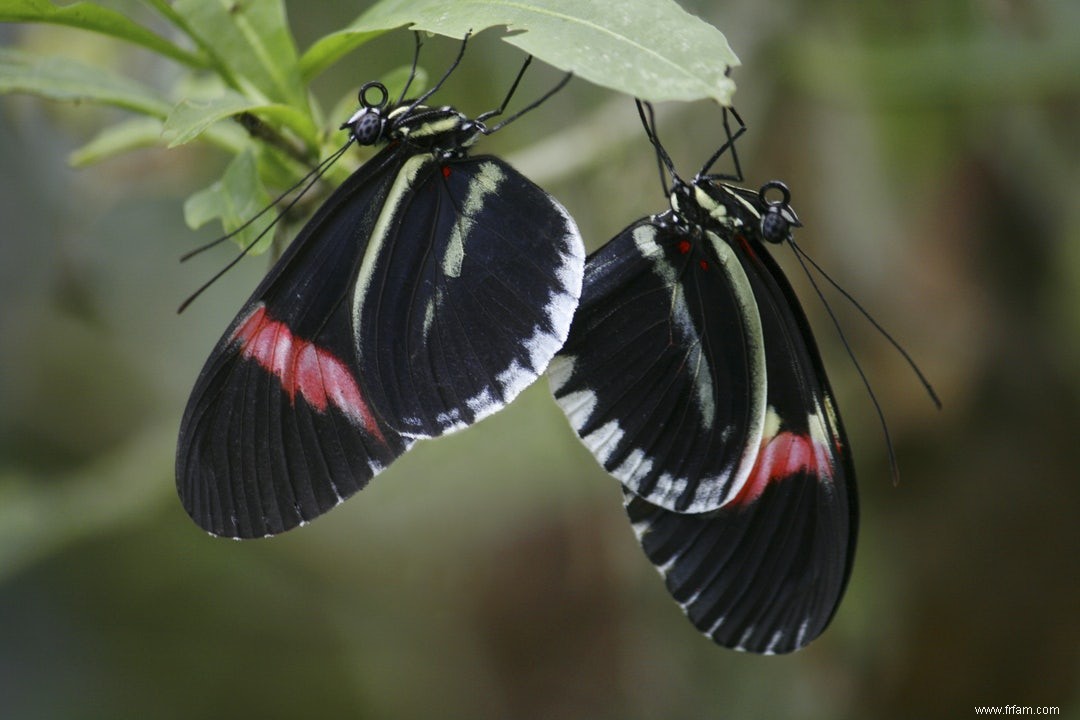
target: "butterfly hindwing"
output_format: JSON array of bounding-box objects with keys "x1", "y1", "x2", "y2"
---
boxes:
[
  {"x1": 354, "y1": 154, "x2": 584, "y2": 438},
  {"x1": 624, "y1": 467, "x2": 850, "y2": 654}
]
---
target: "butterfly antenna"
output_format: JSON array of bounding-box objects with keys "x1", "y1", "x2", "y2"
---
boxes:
[
  {"x1": 177, "y1": 140, "x2": 354, "y2": 313},
  {"x1": 791, "y1": 239, "x2": 942, "y2": 410},
  {"x1": 786, "y1": 242, "x2": 903, "y2": 485},
  {"x1": 180, "y1": 141, "x2": 352, "y2": 262},
  {"x1": 698, "y1": 106, "x2": 747, "y2": 181},
  {"x1": 636, "y1": 99, "x2": 677, "y2": 198}
]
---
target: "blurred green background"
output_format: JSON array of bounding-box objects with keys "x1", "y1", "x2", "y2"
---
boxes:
[{"x1": 1, "y1": 1, "x2": 1077, "y2": 718}]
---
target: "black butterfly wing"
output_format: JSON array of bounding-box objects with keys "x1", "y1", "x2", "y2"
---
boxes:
[
  {"x1": 177, "y1": 146, "x2": 413, "y2": 538},
  {"x1": 549, "y1": 217, "x2": 766, "y2": 513},
  {"x1": 633, "y1": 227, "x2": 857, "y2": 653},
  {"x1": 178, "y1": 148, "x2": 583, "y2": 538},
  {"x1": 551, "y1": 213, "x2": 856, "y2": 653},
  {"x1": 353, "y1": 154, "x2": 584, "y2": 438}
]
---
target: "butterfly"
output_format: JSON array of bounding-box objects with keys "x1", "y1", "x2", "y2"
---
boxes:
[
  {"x1": 549, "y1": 101, "x2": 857, "y2": 653},
  {"x1": 177, "y1": 33, "x2": 584, "y2": 539}
]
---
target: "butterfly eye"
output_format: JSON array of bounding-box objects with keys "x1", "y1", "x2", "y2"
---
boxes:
[
  {"x1": 760, "y1": 206, "x2": 791, "y2": 244},
  {"x1": 350, "y1": 110, "x2": 384, "y2": 146}
]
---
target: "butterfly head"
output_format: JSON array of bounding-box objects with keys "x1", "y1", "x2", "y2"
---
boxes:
[
  {"x1": 342, "y1": 81, "x2": 393, "y2": 146},
  {"x1": 757, "y1": 181, "x2": 801, "y2": 245}
]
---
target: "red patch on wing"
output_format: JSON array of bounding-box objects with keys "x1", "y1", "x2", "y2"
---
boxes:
[
  {"x1": 232, "y1": 305, "x2": 385, "y2": 443},
  {"x1": 734, "y1": 233, "x2": 756, "y2": 258},
  {"x1": 730, "y1": 431, "x2": 833, "y2": 506}
]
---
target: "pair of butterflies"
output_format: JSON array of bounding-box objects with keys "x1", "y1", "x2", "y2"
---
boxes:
[{"x1": 176, "y1": 36, "x2": 855, "y2": 655}]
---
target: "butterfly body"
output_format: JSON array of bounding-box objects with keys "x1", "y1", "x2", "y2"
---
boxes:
[
  {"x1": 551, "y1": 166, "x2": 856, "y2": 653},
  {"x1": 178, "y1": 73, "x2": 584, "y2": 539}
]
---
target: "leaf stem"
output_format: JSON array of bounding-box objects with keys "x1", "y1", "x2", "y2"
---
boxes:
[{"x1": 234, "y1": 112, "x2": 315, "y2": 168}]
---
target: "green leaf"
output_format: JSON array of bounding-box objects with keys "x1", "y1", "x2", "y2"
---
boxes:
[
  {"x1": 0, "y1": 47, "x2": 171, "y2": 116},
  {"x1": 163, "y1": 93, "x2": 258, "y2": 147},
  {"x1": 0, "y1": 0, "x2": 206, "y2": 67},
  {"x1": 161, "y1": 91, "x2": 316, "y2": 148},
  {"x1": 172, "y1": 0, "x2": 307, "y2": 109},
  {"x1": 184, "y1": 147, "x2": 274, "y2": 253},
  {"x1": 303, "y1": 0, "x2": 738, "y2": 104},
  {"x1": 299, "y1": 28, "x2": 384, "y2": 82},
  {"x1": 69, "y1": 116, "x2": 164, "y2": 166}
]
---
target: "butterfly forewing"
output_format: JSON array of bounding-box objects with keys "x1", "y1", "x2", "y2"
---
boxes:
[
  {"x1": 549, "y1": 217, "x2": 765, "y2": 514},
  {"x1": 177, "y1": 147, "x2": 412, "y2": 538},
  {"x1": 355, "y1": 155, "x2": 584, "y2": 438}
]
